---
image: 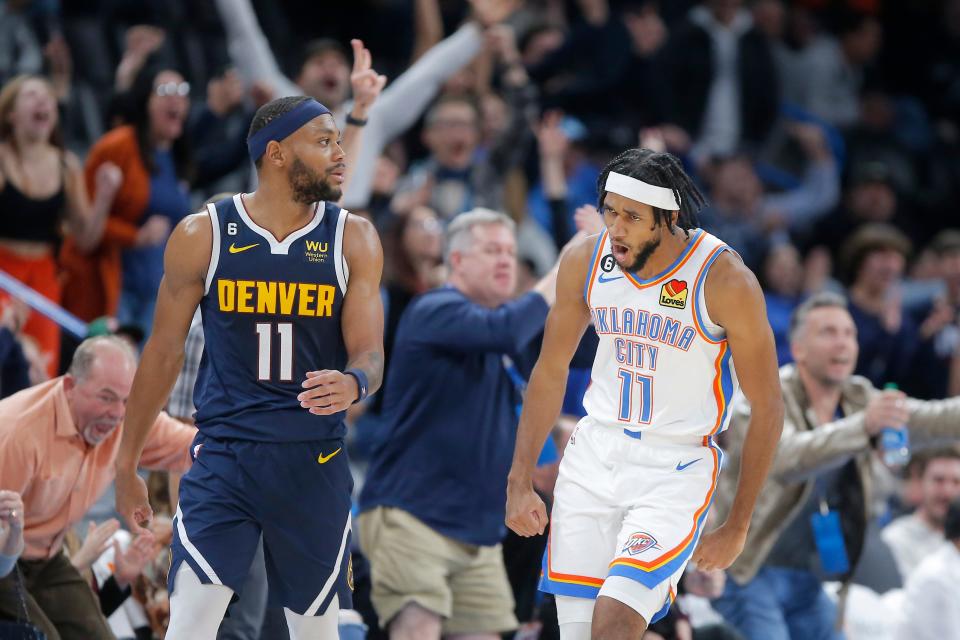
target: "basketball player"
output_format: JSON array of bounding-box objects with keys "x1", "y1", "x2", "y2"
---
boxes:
[
  {"x1": 114, "y1": 96, "x2": 384, "y2": 639},
  {"x1": 505, "y1": 148, "x2": 784, "y2": 639}
]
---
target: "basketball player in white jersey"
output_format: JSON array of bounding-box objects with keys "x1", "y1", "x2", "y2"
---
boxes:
[{"x1": 505, "y1": 148, "x2": 784, "y2": 639}]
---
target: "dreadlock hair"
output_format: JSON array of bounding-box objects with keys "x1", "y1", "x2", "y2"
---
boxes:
[{"x1": 596, "y1": 148, "x2": 708, "y2": 236}]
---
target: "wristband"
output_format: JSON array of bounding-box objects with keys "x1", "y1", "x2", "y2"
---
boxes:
[
  {"x1": 344, "y1": 368, "x2": 369, "y2": 403},
  {"x1": 346, "y1": 114, "x2": 368, "y2": 127}
]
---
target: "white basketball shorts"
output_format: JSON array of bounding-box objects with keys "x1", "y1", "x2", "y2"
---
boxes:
[{"x1": 540, "y1": 416, "x2": 724, "y2": 624}]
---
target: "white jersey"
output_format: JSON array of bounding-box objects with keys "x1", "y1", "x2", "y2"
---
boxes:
[{"x1": 582, "y1": 228, "x2": 739, "y2": 439}]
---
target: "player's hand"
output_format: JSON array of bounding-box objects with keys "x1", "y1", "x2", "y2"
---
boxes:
[
  {"x1": 505, "y1": 482, "x2": 548, "y2": 537},
  {"x1": 115, "y1": 470, "x2": 153, "y2": 536},
  {"x1": 299, "y1": 370, "x2": 359, "y2": 415},
  {"x1": 690, "y1": 522, "x2": 747, "y2": 572}
]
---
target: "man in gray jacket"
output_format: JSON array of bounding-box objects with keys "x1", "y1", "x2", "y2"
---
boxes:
[{"x1": 711, "y1": 291, "x2": 960, "y2": 640}]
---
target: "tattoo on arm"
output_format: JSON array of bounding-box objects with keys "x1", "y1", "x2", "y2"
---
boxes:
[{"x1": 347, "y1": 350, "x2": 384, "y2": 395}]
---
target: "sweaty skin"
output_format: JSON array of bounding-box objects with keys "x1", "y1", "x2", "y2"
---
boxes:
[
  {"x1": 505, "y1": 194, "x2": 783, "y2": 633},
  {"x1": 114, "y1": 113, "x2": 384, "y2": 533}
]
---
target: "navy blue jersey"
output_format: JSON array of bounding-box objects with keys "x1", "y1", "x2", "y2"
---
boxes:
[{"x1": 193, "y1": 194, "x2": 349, "y2": 442}]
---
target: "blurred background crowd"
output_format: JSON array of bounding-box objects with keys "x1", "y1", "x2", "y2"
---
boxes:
[{"x1": 0, "y1": 0, "x2": 959, "y2": 638}]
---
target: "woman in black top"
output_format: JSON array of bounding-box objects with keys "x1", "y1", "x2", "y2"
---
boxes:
[{"x1": 0, "y1": 74, "x2": 121, "y2": 376}]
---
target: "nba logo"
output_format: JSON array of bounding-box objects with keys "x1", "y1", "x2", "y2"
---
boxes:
[
  {"x1": 659, "y1": 279, "x2": 688, "y2": 309},
  {"x1": 622, "y1": 532, "x2": 661, "y2": 556}
]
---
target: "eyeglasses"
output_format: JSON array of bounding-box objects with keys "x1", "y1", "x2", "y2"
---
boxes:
[{"x1": 155, "y1": 82, "x2": 190, "y2": 97}]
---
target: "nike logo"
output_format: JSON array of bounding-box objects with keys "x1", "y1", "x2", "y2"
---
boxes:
[
  {"x1": 676, "y1": 458, "x2": 701, "y2": 471},
  {"x1": 317, "y1": 447, "x2": 342, "y2": 464},
  {"x1": 228, "y1": 242, "x2": 259, "y2": 254},
  {"x1": 598, "y1": 274, "x2": 624, "y2": 283}
]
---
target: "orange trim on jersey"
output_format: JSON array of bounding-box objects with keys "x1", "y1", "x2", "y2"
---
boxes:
[
  {"x1": 584, "y1": 231, "x2": 608, "y2": 305},
  {"x1": 708, "y1": 342, "x2": 731, "y2": 436},
  {"x1": 607, "y1": 443, "x2": 721, "y2": 572},
  {"x1": 545, "y1": 530, "x2": 605, "y2": 587},
  {"x1": 622, "y1": 232, "x2": 706, "y2": 291},
  {"x1": 691, "y1": 245, "x2": 728, "y2": 344}
]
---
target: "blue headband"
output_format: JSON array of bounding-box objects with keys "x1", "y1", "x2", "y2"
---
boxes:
[{"x1": 247, "y1": 99, "x2": 332, "y2": 161}]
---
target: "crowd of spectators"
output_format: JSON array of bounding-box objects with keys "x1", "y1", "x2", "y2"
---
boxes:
[{"x1": 0, "y1": 0, "x2": 959, "y2": 638}]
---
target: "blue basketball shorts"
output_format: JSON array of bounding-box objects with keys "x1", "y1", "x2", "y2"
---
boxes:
[{"x1": 169, "y1": 432, "x2": 354, "y2": 615}]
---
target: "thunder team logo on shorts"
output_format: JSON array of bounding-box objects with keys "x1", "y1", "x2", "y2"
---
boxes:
[
  {"x1": 622, "y1": 531, "x2": 661, "y2": 556},
  {"x1": 659, "y1": 279, "x2": 688, "y2": 309}
]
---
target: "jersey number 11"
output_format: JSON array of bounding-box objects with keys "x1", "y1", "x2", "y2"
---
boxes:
[
  {"x1": 618, "y1": 368, "x2": 653, "y2": 424},
  {"x1": 256, "y1": 322, "x2": 293, "y2": 381}
]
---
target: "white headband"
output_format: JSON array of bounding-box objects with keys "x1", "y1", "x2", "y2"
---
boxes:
[{"x1": 604, "y1": 171, "x2": 681, "y2": 211}]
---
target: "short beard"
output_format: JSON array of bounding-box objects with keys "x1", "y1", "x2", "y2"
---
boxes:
[
  {"x1": 627, "y1": 235, "x2": 662, "y2": 273},
  {"x1": 288, "y1": 156, "x2": 341, "y2": 204}
]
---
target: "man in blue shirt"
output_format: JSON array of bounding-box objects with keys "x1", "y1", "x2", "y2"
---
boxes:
[{"x1": 358, "y1": 208, "x2": 559, "y2": 639}]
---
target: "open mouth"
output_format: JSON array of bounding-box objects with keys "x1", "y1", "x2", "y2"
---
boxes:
[{"x1": 612, "y1": 242, "x2": 630, "y2": 261}]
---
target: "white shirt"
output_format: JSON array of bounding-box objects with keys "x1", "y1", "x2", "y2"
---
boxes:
[
  {"x1": 881, "y1": 513, "x2": 947, "y2": 580},
  {"x1": 582, "y1": 230, "x2": 740, "y2": 438},
  {"x1": 895, "y1": 543, "x2": 960, "y2": 640},
  {"x1": 688, "y1": 7, "x2": 754, "y2": 159}
]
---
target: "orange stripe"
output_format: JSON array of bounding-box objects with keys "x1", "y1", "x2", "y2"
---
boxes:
[
  {"x1": 608, "y1": 443, "x2": 721, "y2": 572},
  {"x1": 708, "y1": 343, "x2": 730, "y2": 436},
  {"x1": 585, "y1": 231, "x2": 607, "y2": 305},
  {"x1": 623, "y1": 233, "x2": 706, "y2": 290},
  {"x1": 691, "y1": 245, "x2": 727, "y2": 343},
  {"x1": 546, "y1": 530, "x2": 605, "y2": 587}
]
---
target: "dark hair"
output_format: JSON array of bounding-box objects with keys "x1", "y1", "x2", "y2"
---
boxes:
[
  {"x1": 930, "y1": 230, "x2": 960, "y2": 257},
  {"x1": 946, "y1": 498, "x2": 960, "y2": 541},
  {"x1": 911, "y1": 447, "x2": 960, "y2": 479},
  {"x1": 832, "y1": 7, "x2": 876, "y2": 37},
  {"x1": 126, "y1": 59, "x2": 194, "y2": 181},
  {"x1": 839, "y1": 223, "x2": 912, "y2": 285},
  {"x1": 596, "y1": 148, "x2": 707, "y2": 233},
  {"x1": 299, "y1": 38, "x2": 348, "y2": 74},
  {"x1": 247, "y1": 95, "x2": 313, "y2": 169},
  {"x1": 518, "y1": 23, "x2": 564, "y2": 54},
  {"x1": 382, "y1": 210, "x2": 441, "y2": 292},
  {"x1": 424, "y1": 95, "x2": 481, "y2": 129}
]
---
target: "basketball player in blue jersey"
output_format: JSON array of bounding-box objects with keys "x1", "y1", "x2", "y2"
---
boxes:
[
  {"x1": 113, "y1": 96, "x2": 384, "y2": 639},
  {"x1": 505, "y1": 148, "x2": 784, "y2": 639}
]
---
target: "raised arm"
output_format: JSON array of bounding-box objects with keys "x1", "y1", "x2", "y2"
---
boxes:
[
  {"x1": 213, "y1": 0, "x2": 303, "y2": 98},
  {"x1": 63, "y1": 152, "x2": 122, "y2": 252},
  {"x1": 298, "y1": 215, "x2": 385, "y2": 415},
  {"x1": 340, "y1": 0, "x2": 518, "y2": 208},
  {"x1": 114, "y1": 213, "x2": 211, "y2": 533},
  {"x1": 338, "y1": 39, "x2": 386, "y2": 205},
  {"x1": 692, "y1": 252, "x2": 784, "y2": 571},
  {"x1": 505, "y1": 235, "x2": 594, "y2": 537}
]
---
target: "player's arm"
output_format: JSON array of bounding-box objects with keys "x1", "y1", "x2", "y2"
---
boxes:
[
  {"x1": 299, "y1": 215, "x2": 385, "y2": 415},
  {"x1": 505, "y1": 235, "x2": 594, "y2": 537},
  {"x1": 115, "y1": 213, "x2": 211, "y2": 533},
  {"x1": 691, "y1": 252, "x2": 784, "y2": 571}
]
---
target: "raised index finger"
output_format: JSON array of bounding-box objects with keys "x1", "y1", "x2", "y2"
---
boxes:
[{"x1": 350, "y1": 39, "x2": 367, "y2": 72}]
